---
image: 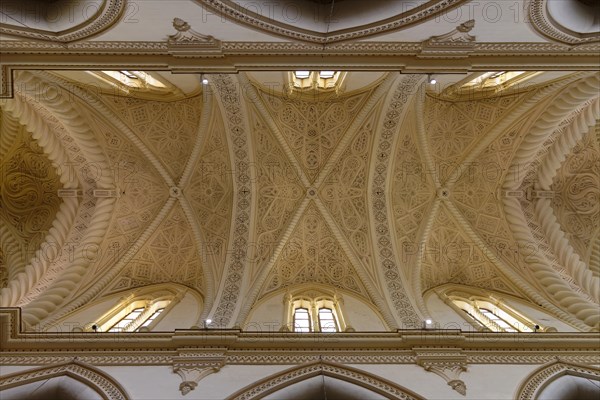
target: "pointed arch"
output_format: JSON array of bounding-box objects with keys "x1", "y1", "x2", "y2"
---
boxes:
[
  {"x1": 0, "y1": 360, "x2": 130, "y2": 400},
  {"x1": 226, "y1": 360, "x2": 424, "y2": 400},
  {"x1": 516, "y1": 360, "x2": 600, "y2": 399}
]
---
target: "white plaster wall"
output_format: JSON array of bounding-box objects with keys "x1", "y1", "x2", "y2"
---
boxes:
[
  {"x1": 153, "y1": 292, "x2": 202, "y2": 330},
  {"x1": 243, "y1": 292, "x2": 285, "y2": 332},
  {"x1": 342, "y1": 295, "x2": 387, "y2": 331},
  {"x1": 356, "y1": 363, "x2": 539, "y2": 400},
  {"x1": 502, "y1": 298, "x2": 577, "y2": 332},
  {"x1": 98, "y1": 365, "x2": 289, "y2": 400},
  {"x1": 48, "y1": 297, "x2": 117, "y2": 332}
]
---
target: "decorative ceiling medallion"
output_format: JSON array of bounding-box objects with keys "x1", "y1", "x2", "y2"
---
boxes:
[
  {"x1": 196, "y1": 0, "x2": 467, "y2": 43},
  {"x1": 528, "y1": 0, "x2": 600, "y2": 45},
  {"x1": 0, "y1": 0, "x2": 125, "y2": 42}
]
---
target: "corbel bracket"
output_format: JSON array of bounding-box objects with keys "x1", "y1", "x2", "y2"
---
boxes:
[
  {"x1": 415, "y1": 348, "x2": 468, "y2": 396},
  {"x1": 172, "y1": 348, "x2": 227, "y2": 395}
]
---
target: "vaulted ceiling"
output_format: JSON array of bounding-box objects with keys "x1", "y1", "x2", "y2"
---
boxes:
[
  {"x1": 1, "y1": 68, "x2": 598, "y2": 331},
  {"x1": 0, "y1": 0, "x2": 598, "y2": 332}
]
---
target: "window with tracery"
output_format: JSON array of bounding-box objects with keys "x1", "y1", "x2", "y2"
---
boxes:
[
  {"x1": 288, "y1": 71, "x2": 346, "y2": 92},
  {"x1": 91, "y1": 297, "x2": 173, "y2": 333},
  {"x1": 456, "y1": 71, "x2": 541, "y2": 94},
  {"x1": 103, "y1": 301, "x2": 169, "y2": 333},
  {"x1": 452, "y1": 298, "x2": 536, "y2": 332},
  {"x1": 285, "y1": 292, "x2": 348, "y2": 333},
  {"x1": 99, "y1": 70, "x2": 167, "y2": 89}
]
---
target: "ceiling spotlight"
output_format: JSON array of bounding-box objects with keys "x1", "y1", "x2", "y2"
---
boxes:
[
  {"x1": 425, "y1": 319, "x2": 432, "y2": 324},
  {"x1": 201, "y1": 75, "x2": 209, "y2": 85},
  {"x1": 428, "y1": 74, "x2": 437, "y2": 85},
  {"x1": 205, "y1": 319, "x2": 212, "y2": 324}
]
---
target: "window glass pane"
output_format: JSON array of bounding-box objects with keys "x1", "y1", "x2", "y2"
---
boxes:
[
  {"x1": 139, "y1": 308, "x2": 165, "y2": 329},
  {"x1": 108, "y1": 307, "x2": 145, "y2": 332},
  {"x1": 319, "y1": 71, "x2": 335, "y2": 79},
  {"x1": 318, "y1": 308, "x2": 337, "y2": 333},
  {"x1": 480, "y1": 308, "x2": 519, "y2": 332},
  {"x1": 293, "y1": 308, "x2": 311, "y2": 332},
  {"x1": 461, "y1": 309, "x2": 485, "y2": 328},
  {"x1": 294, "y1": 71, "x2": 310, "y2": 79}
]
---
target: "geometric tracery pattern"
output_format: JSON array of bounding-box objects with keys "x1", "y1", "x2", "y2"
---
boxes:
[
  {"x1": 100, "y1": 94, "x2": 203, "y2": 179},
  {"x1": 186, "y1": 105, "x2": 233, "y2": 282},
  {"x1": 425, "y1": 93, "x2": 528, "y2": 173},
  {"x1": 452, "y1": 116, "x2": 530, "y2": 267},
  {"x1": 109, "y1": 204, "x2": 204, "y2": 295},
  {"x1": 319, "y1": 107, "x2": 380, "y2": 285},
  {"x1": 420, "y1": 206, "x2": 519, "y2": 296},
  {"x1": 261, "y1": 204, "x2": 370, "y2": 299},
  {"x1": 249, "y1": 105, "x2": 304, "y2": 280},
  {"x1": 76, "y1": 113, "x2": 170, "y2": 285},
  {"x1": 257, "y1": 89, "x2": 371, "y2": 182},
  {"x1": 391, "y1": 109, "x2": 435, "y2": 263}
]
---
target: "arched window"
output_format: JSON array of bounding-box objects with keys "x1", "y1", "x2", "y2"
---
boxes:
[
  {"x1": 87, "y1": 289, "x2": 187, "y2": 333},
  {"x1": 288, "y1": 71, "x2": 346, "y2": 93},
  {"x1": 451, "y1": 297, "x2": 537, "y2": 332},
  {"x1": 106, "y1": 305, "x2": 167, "y2": 332},
  {"x1": 284, "y1": 291, "x2": 349, "y2": 333}
]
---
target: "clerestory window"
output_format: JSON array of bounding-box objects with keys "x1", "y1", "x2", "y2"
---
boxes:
[{"x1": 286, "y1": 293, "x2": 348, "y2": 333}]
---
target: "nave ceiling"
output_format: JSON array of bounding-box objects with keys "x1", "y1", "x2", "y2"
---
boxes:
[{"x1": 0, "y1": 68, "x2": 598, "y2": 331}]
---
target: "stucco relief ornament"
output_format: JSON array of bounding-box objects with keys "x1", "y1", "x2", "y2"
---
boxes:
[
  {"x1": 419, "y1": 20, "x2": 476, "y2": 58},
  {"x1": 167, "y1": 18, "x2": 223, "y2": 57}
]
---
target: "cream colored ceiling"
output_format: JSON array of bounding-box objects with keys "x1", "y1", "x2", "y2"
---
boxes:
[
  {"x1": 0, "y1": 68, "x2": 598, "y2": 333},
  {"x1": 0, "y1": 0, "x2": 598, "y2": 332}
]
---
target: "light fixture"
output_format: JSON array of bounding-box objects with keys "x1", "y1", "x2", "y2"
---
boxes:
[
  {"x1": 428, "y1": 74, "x2": 437, "y2": 85},
  {"x1": 201, "y1": 74, "x2": 209, "y2": 85},
  {"x1": 423, "y1": 318, "x2": 433, "y2": 329}
]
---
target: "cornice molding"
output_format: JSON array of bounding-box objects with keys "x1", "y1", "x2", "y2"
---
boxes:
[
  {"x1": 196, "y1": 0, "x2": 466, "y2": 44},
  {"x1": 2, "y1": 40, "x2": 599, "y2": 97},
  {"x1": 0, "y1": 0, "x2": 126, "y2": 43},
  {"x1": 1, "y1": 309, "x2": 599, "y2": 367},
  {"x1": 3, "y1": 40, "x2": 598, "y2": 55}
]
